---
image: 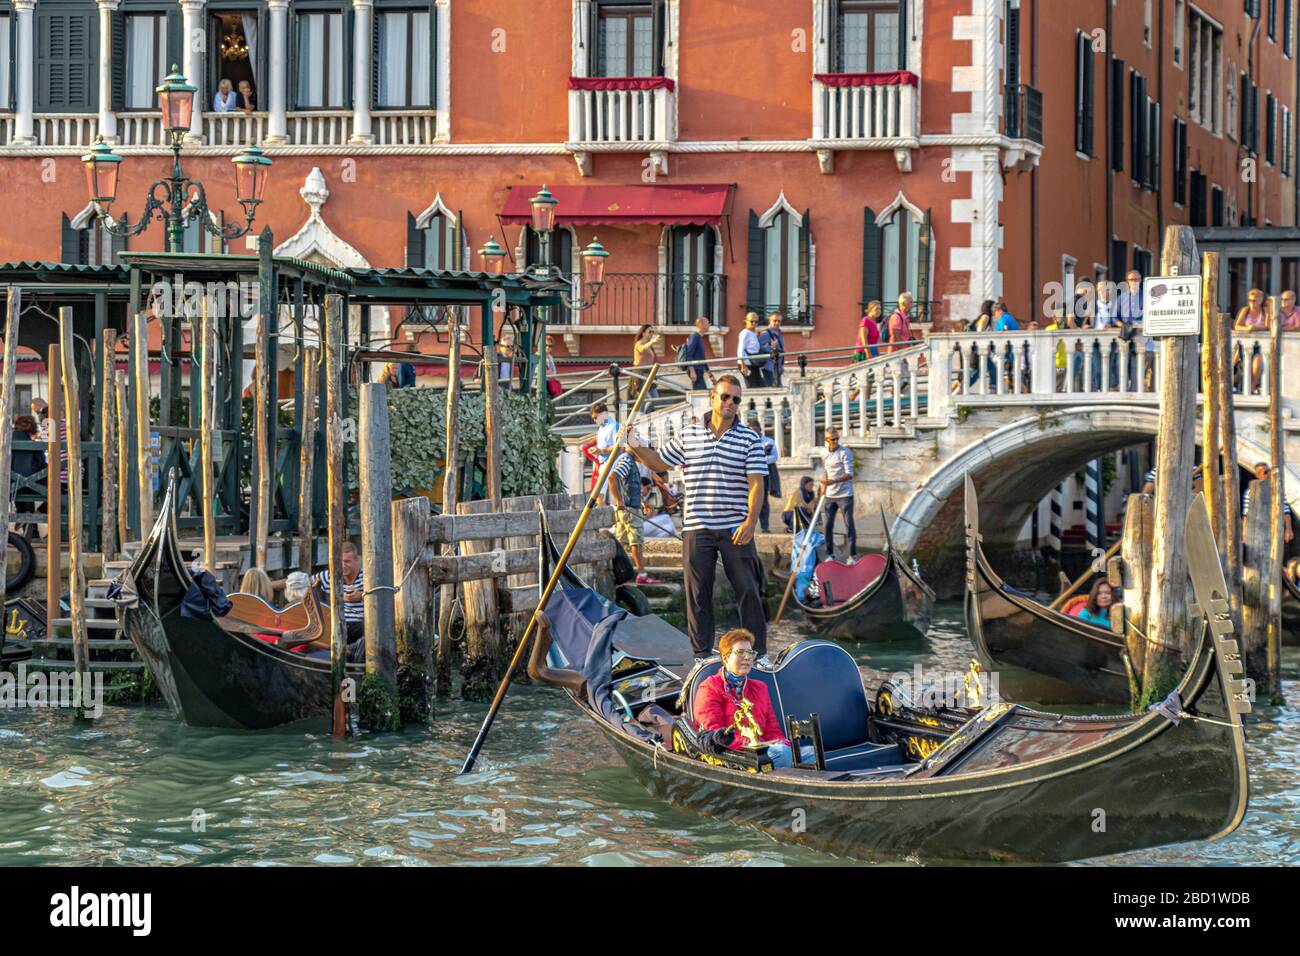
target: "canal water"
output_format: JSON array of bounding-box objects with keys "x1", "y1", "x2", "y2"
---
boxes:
[{"x1": 1, "y1": 603, "x2": 1296, "y2": 866}]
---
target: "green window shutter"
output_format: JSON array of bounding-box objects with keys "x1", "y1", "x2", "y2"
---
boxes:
[
  {"x1": 406, "y1": 211, "x2": 425, "y2": 268},
  {"x1": 61, "y1": 213, "x2": 81, "y2": 264},
  {"x1": 109, "y1": 10, "x2": 125, "y2": 112},
  {"x1": 861, "y1": 206, "x2": 881, "y2": 307},
  {"x1": 745, "y1": 209, "x2": 763, "y2": 314},
  {"x1": 287, "y1": 12, "x2": 299, "y2": 110},
  {"x1": 109, "y1": 228, "x2": 127, "y2": 265},
  {"x1": 797, "y1": 208, "x2": 811, "y2": 323},
  {"x1": 454, "y1": 210, "x2": 464, "y2": 270},
  {"x1": 651, "y1": 0, "x2": 666, "y2": 77},
  {"x1": 371, "y1": 10, "x2": 380, "y2": 108},
  {"x1": 897, "y1": 0, "x2": 908, "y2": 71},
  {"x1": 916, "y1": 208, "x2": 932, "y2": 321}
]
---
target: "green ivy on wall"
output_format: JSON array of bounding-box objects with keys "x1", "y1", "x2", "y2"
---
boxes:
[{"x1": 348, "y1": 387, "x2": 564, "y2": 501}]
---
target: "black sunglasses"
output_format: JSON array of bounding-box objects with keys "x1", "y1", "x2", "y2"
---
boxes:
[{"x1": 715, "y1": 392, "x2": 741, "y2": 403}]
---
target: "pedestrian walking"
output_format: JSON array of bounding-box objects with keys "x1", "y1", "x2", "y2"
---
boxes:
[
  {"x1": 758, "y1": 312, "x2": 786, "y2": 387},
  {"x1": 820, "y1": 428, "x2": 856, "y2": 559},
  {"x1": 629, "y1": 375, "x2": 769, "y2": 662},
  {"x1": 885, "y1": 293, "x2": 914, "y2": 353},
  {"x1": 632, "y1": 324, "x2": 662, "y2": 407},
  {"x1": 680, "y1": 316, "x2": 712, "y2": 390},
  {"x1": 856, "y1": 301, "x2": 883, "y2": 361},
  {"x1": 737, "y1": 312, "x2": 766, "y2": 388}
]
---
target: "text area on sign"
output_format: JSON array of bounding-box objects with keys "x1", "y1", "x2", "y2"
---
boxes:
[{"x1": 1142, "y1": 275, "x2": 1202, "y2": 337}]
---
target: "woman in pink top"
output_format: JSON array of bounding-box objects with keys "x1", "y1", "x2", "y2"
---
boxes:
[
  {"x1": 1234, "y1": 288, "x2": 1269, "y2": 393},
  {"x1": 886, "y1": 292, "x2": 914, "y2": 353},
  {"x1": 855, "y1": 300, "x2": 882, "y2": 360}
]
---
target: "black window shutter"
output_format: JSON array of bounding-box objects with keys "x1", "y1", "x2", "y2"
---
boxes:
[
  {"x1": 1269, "y1": 0, "x2": 1277, "y2": 39},
  {"x1": 861, "y1": 206, "x2": 881, "y2": 307},
  {"x1": 1075, "y1": 32, "x2": 1086, "y2": 152},
  {"x1": 1130, "y1": 72, "x2": 1142, "y2": 176},
  {"x1": 1212, "y1": 186, "x2": 1225, "y2": 225},
  {"x1": 1148, "y1": 99, "x2": 1160, "y2": 190},
  {"x1": 256, "y1": 6, "x2": 268, "y2": 108},
  {"x1": 1109, "y1": 239, "x2": 1127, "y2": 283},
  {"x1": 651, "y1": 0, "x2": 666, "y2": 77},
  {"x1": 1240, "y1": 74, "x2": 1249, "y2": 142},
  {"x1": 1083, "y1": 41, "x2": 1095, "y2": 155},
  {"x1": 1173, "y1": 119, "x2": 1188, "y2": 204},
  {"x1": 453, "y1": 209, "x2": 464, "y2": 270},
  {"x1": 1252, "y1": 84, "x2": 1260, "y2": 153},
  {"x1": 371, "y1": 11, "x2": 381, "y2": 108},
  {"x1": 406, "y1": 212, "x2": 425, "y2": 268},
  {"x1": 745, "y1": 210, "x2": 763, "y2": 314},
  {"x1": 593, "y1": 2, "x2": 607, "y2": 77},
  {"x1": 1267, "y1": 93, "x2": 1276, "y2": 163},
  {"x1": 1110, "y1": 57, "x2": 1125, "y2": 171},
  {"x1": 897, "y1": 0, "x2": 908, "y2": 70},
  {"x1": 6, "y1": 16, "x2": 14, "y2": 110},
  {"x1": 1006, "y1": 3, "x2": 1020, "y2": 89},
  {"x1": 916, "y1": 208, "x2": 932, "y2": 321},
  {"x1": 343, "y1": 10, "x2": 354, "y2": 107},
  {"x1": 797, "y1": 209, "x2": 811, "y2": 322},
  {"x1": 428, "y1": 2, "x2": 438, "y2": 108},
  {"x1": 109, "y1": 228, "x2": 127, "y2": 266},
  {"x1": 109, "y1": 10, "x2": 125, "y2": 112},
  {"x1": 287, "y1": 12, "x2": 299, "y2": 109},
  {"x1": 61, "y1": 213, "x2": 81, "y2": 265},
  {"x1": 166, "y1": 9, "x2": 180, "y2": 80}
]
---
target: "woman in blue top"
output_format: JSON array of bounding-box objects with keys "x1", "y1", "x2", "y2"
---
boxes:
[{"x1": 1077, "y1": 578, "x2": 1119, "y2": 628}]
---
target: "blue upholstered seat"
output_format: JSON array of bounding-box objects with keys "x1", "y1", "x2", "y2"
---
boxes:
[{"x1": 681, "y1": 640, "x2": 906, "y2": 772}]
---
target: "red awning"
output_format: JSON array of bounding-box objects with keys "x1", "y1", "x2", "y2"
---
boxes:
[{"x1": 499, "y1": 184, "x2": 733, "y2": 227}]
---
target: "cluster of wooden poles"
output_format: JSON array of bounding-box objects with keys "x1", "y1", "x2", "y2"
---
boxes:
[{"x1": 1107, "y1": 228, "x2": 1287, "y2": 707}]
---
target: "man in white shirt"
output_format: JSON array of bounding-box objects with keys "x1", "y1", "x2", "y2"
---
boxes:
[
  {"x1": 820, "y1": 428, "x2": 856, "y2": 559},
  {"x1": 737, "y1": 312, "x2": 765, "y2": 389}
]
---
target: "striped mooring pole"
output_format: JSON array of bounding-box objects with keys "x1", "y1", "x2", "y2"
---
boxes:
[
  {"x1": 1085, "y1": 459, "x2": 1104, "y2": 549},
  {"x1": 1047, "y1": 484, "x2": 1063, "y2": 563}
]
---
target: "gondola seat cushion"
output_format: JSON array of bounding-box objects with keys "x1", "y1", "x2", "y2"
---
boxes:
[
  {"x1": 815, "y1": 555, "x2": 887, "y2": 607},
  {"x1": 683, "y1": 641, "x2": 903, "y2": 771}
]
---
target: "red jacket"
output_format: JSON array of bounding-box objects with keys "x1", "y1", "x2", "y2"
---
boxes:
[{"x1": 693, "y1": 671, "x2": 789, "y2": 752}]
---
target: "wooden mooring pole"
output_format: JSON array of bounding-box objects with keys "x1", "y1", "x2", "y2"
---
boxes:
[
  {"x1": 1140, "y1": 225, "x2": 1200, "y2": 706},
  {"x1": 324, "y1": 294, "x2": 349, "y2": 737},
  {"x1": 0, "y1": 288, "x2": 20, "y2": 611},
  {"x1": 58, "y1": 309, "x2": 90, "y2": 718},
  {"x1": 100, "y1": 328, "x2": 118, "y2": 560},
  {"x1": 1216, "y1": 310, "x2": 1243, "y2": 618},
  {"x1": 46, "y1": 343, "x2": 62, "y2": 633},
  {"x1": 1200, "y1": 254, "x2": 1224, "y2": 549},
  {"x1": 392, "y1": 495, "x2": 433, "y2": 723},
  {"x1": 114, "y1": 370, "x2": 129, "y2": 551},
  {"x1": 1120, "y1": 493, "x2": 1154, "y2": 693},
  {"x1": 253, "y1": 312, "x2": 271, "y2": 569},
  {"x1": 200, "y1": 297, "x2": 218, "y2": 572},
  {"x1": 297, "y1": 347, "x2": 319, "y2": 572},
  {"x1": 132, "y1": 310, "x2": 154, "y2": 534},
  {"x1": 358, "y1": 382, "x2": 399, "y2": 730},
  {"x1": 1265, "y1": 295, "x2": 1285, "y2": 700},
  {"x1": 436, "y1": 317, "x2": 461, "y2": 696}
]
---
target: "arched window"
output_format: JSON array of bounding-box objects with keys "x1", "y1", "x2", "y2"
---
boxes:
[
  {"x1": 748, "y1": 195, "x2": 811, "y2": 323},
  {"x1": 407, "y1": 196, "x2": 465, "y2": 270},
  {"x1": 862, "y1": 194, "x2": 930, "y2": 319}
]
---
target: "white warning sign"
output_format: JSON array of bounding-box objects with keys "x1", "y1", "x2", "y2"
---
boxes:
[{"x1": 1142, "y1": 275, "x2": 1202, "y2": 336}]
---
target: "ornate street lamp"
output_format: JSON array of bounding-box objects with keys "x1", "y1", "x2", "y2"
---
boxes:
[
  {"x1": 81, "y1": 65, "x2": 271, "y2": 254},
  {"x1": 521, "y1": 185, "x2": 606, "y2": 311},
  {"x1": 478, "y1": 238, "x2": 507, "y2": 276}
]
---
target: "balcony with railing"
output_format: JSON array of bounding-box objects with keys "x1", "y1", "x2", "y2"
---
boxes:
[
  {"x1": 546, "y1": 271, "x2": 726, "y2": 333},
  {"x1": 1003, "y1": 84, "x2": 1044, "y2": 171},
  {"x1": 810, "y1": 71, "x2": 920, "y2": 173}
]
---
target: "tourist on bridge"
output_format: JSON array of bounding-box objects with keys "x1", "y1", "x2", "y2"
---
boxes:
[
  {"x1": 632, "y1": 324, "x2": 663, "y2": 408},
  {"x1": 856, "y1": 300, "x2": 883, "y2": 361},
  {"x1": 1281, "y1": 290, "x2": 1300, "y2": 331},
  {"x1": 759, "y1": 313, "x2": 786, "y2": 387},
  {"x1": 628, "y1": 374, "x2": 769, "y2": 663},
  {"x1": 681, "y1": 317, "x2": 712, "y2": 390},
  {"x1": 820, "y1": 428, "x2": 856, "y2": 560},
  {"x1": 885, "y1": 293, "x2": 914, "y2": 353},
  {"x1": 737, "y1": 312, "x2": 766, "y2": 388},
  {"x1": 1234, "y1": 288, "x2": 1269, "y2": 393}
]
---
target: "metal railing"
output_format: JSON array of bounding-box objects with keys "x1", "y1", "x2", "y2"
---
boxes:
[
  {"x1": 1005, "y1": 84, "x2": 1044, "y2": 143},
  {"x1": 548, "y1": 271, "x2": 727, "y2": 328}
]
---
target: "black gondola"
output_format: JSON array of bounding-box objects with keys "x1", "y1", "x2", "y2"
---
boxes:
[
  {"x1": 533, "y1": 501, "x2": 1252, "y2": 863},
  {"x1": 1283, "y1": 572, "x2": 1300, "y2": 644},
  {"x1": 783, "y1": 516, "x2": 935, "y2": 641},
  {"x1": 121, "y1": 479, "x2": 362, "y2": 730},
  {"x1": 964, "y1": 477, "x2": 1131, "y2": 705}
]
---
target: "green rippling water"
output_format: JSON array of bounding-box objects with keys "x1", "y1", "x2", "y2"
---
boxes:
[{"x1": 0, "y1": 604, "x2": 1295, "y2": 866}]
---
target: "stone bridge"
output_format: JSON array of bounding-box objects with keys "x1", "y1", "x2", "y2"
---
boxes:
[{"x1": 562, "y1": 329, "x2": 1300, "y2": 590}]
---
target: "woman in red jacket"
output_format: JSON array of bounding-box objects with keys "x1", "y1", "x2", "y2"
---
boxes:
[{"x1": 692, "y1": 629, "x2": 812, "y2": 768}]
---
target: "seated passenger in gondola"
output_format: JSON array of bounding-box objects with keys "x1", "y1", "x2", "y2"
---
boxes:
[
  {"x1": 1075, "y1": 579, "x2": 1120, "y2": 628},
  {"x1": 312, "y1": 541, "x2": 366, "y2": 661},
  {"x1": 693, "y1": 629, "x2": 813, "y2": 768}
]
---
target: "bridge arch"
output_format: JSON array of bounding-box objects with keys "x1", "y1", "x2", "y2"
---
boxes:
[{"x1": 893, "y1": 404, "x2": 1297, "y2": 563}]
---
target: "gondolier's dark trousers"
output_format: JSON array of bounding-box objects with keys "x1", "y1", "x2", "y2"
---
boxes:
[
  {"x1": 683, "y1": 528, "x2": 767, "y2": 657},
  {"x1": 824, "y1": 495, "x2": 856, "y2": 557}
]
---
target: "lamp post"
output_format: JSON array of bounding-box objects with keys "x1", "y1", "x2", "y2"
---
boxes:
[
  {"x1": 520, "y1": 185, "x2": 609, "y2": 312},
  {"x1": 81, "y1": 66, "x2": 272, "y2": 253}
]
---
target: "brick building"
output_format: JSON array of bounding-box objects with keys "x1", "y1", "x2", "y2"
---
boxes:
[{"x1": 0, "y1": 0, "x2": 1292, "y2": 371}]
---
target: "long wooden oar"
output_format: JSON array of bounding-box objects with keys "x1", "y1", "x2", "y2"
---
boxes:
[
  {"x1": 772, "y1": 493, "x2": 828, "y2": 625},
  {"x1": 1048, "y1": 536, "x2": 1122, "y2": 610},
  {"x1": 459, "y1": 363, "x2": 661, "y2": 774}
]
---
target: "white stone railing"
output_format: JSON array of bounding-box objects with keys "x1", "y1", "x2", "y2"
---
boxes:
[
  {"x1": 568, "y1": 83, "x2": 674, "y2": 145},
  {"x1": 807, "y1": 346, "x2": 926, "y2": 438},
  {"x1": 0, "y1": 113, "x2": 14, "y2": 146},
  {"x1": 203, "y1": 111, "x2": 269, "y2": 147},
  {"x1": 924, "y1": 329, "x2": 1296, "y2": 419},
  {"x1": 287, "y1": 110, "x2": 354, "y2": 146},
  {"x1": 34, "y1": 113, "x2": 97, "y2": 147},
  {"x1": 811, "y1": 74, "x2": 919, "y2": 142},
  {"x1": 371, "y1": 110, "x2": 441, "y2": 146}
]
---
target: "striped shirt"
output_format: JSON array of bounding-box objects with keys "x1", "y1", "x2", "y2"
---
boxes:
[
  {"x1": 659, "y1": 419, "x2": 767, "y2": 531},
  {"x1": 1241, "y1": 485, "x2": 1292, "y2": 518},
  {"x1": 312, "y1": 568, "x2": 365, "y2": 624},
  {"x1": 611, "y1": 452, "x2": 642, "y2": 511}
]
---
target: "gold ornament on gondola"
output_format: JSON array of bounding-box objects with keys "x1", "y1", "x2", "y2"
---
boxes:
[{"x1": 731, "y1": 696, "x2": 765, "y2": 748}]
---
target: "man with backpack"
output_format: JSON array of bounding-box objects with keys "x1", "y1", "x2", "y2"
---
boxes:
[{"x1": 678, "y1": 316, "x2": 712, "y2": 390}]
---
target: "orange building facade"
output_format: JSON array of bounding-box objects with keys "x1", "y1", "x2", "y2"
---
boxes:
[{"x1": 0, "y1": 0, "x2": 1294, "y2": 368}]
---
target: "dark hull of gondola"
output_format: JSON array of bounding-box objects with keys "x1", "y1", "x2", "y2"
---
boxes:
[
  {"x1": 122, "y1": 482, "x2": 361, "y2": 730},
  {"x1": 573, "y1": 626, "x2": 1246, "y2": 863},
  {"x1": 792, "y1": 551, "x2": 934, "y2": 641},
  {"x1": 1283, "y1": 573, "x2": 1300, "y2": 645},
  {"x1": 964, "y1": 483, "x2": 1131, "y2": 705}
]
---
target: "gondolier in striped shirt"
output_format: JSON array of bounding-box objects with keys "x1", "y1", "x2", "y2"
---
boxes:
[
  {"x1": 628, "y1": 374, "x2": 770, "y2": 663},
  {"x1": 312, "y1": 540, "x2": 366, "y2": 661}
]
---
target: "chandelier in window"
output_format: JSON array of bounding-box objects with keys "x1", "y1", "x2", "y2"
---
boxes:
[{"x1": 221, "y1": 28, "x2": 249, "y2": 60}]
